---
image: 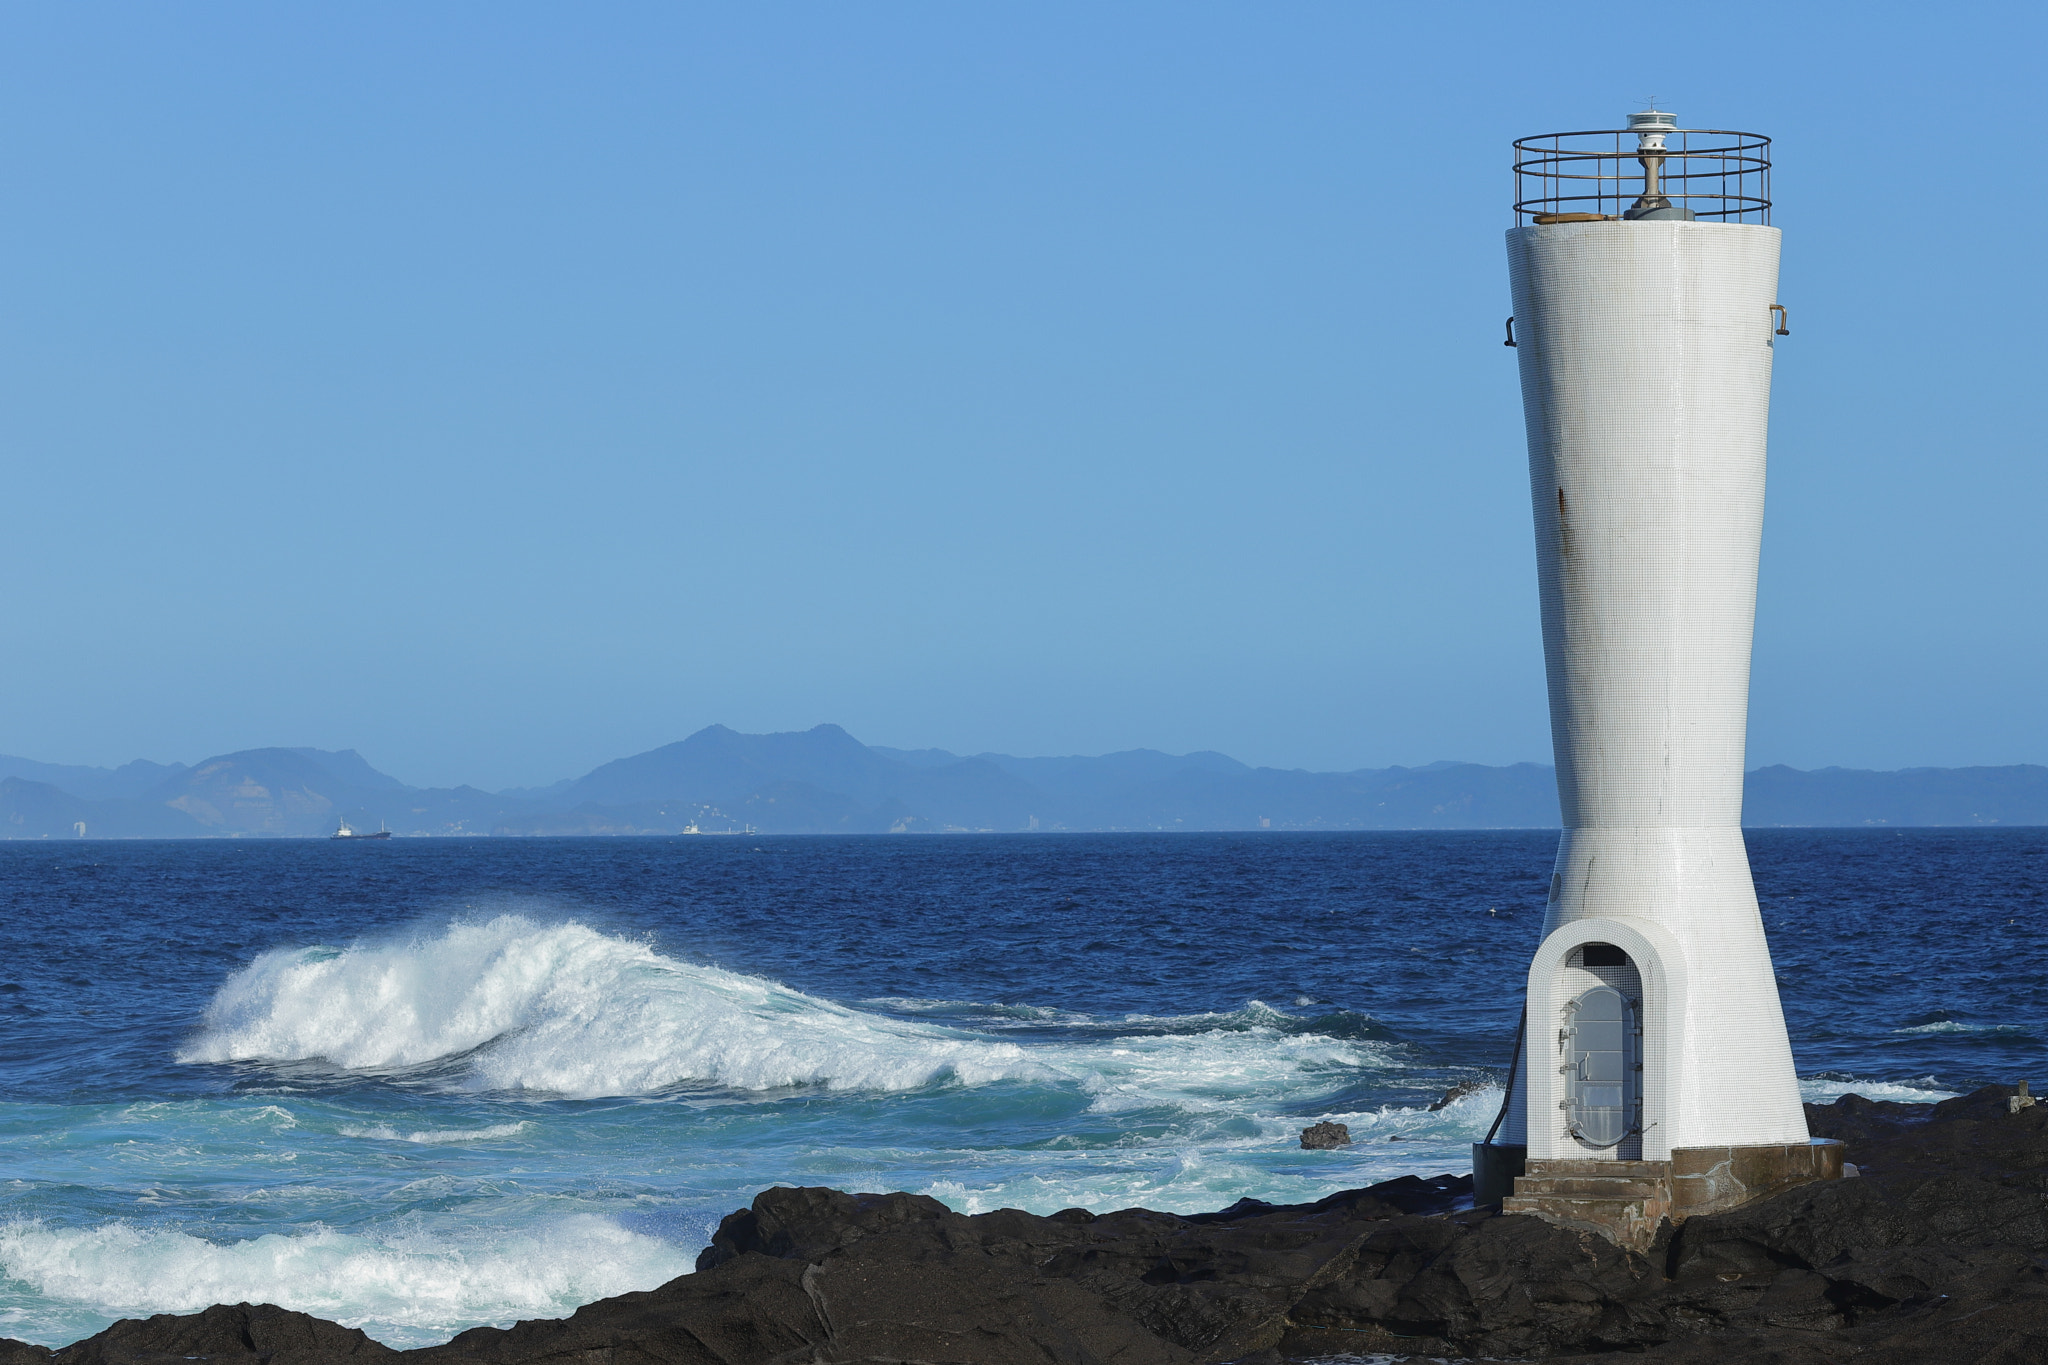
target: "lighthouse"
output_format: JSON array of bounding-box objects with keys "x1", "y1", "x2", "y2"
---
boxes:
[{"x1": 1477, "y1": 110, "x2": 1843, "y2": 1245}]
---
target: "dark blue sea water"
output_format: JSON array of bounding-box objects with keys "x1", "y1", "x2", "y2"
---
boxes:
[{"x1": 1, "y1": 831, "x2": 2042, "y2": 1347}]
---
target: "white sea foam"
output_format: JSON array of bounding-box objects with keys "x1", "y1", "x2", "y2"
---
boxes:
[
  {"x1": 0, "y1": 1214, "x2": 689, "y2": 1349},
  {"x1": 178, "y1": 918, "x2": 1404, "y2": 1108},
  {"x1": 1892, "y1": 1020, "x2": 2031, "y2": 1036},
  {"x1": 863, "y1": 996, "x2": 1389, "y2": 1042},
  {"x1": 914, "y1": 1088, "x2": 1502, "y2": 1217},
  {"x1": 179, "y1": 916, "x2": 1042, "y2": 1099},
  {"x1": 1051, "y1": 1024, "x2": 1394, "y2": 1115},
  {"x1": 337, "y1": 1122, "x2": 532, "y2": 1144},
  {"x1": 1800, "y1": 1076, "x2": 1958, "y2": 1104},
  {"x1": 859, "y1": 997, "x2": 1401, "y2": 1117},
  {"x1": 1319, "y1": 1083, "x2": 1506, "y2": 1143},
  {"x1": 860, "y1": 996, "x2": 1095, "y2": 1027}
]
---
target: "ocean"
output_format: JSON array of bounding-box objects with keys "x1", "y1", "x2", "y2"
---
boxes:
[{"x1": 1, "y1": 830, "x2": 2042, "y2": 1348}]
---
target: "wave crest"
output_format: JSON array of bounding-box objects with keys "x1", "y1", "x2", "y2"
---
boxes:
[
  {"x1": 178, "y1": 916, "x2": 1040, "y2": 1099},
  {"x1": 0, "y1": 1215, "x2": 686, "y2": 1349},
  {"x1": 338, "y1": 1122, "x2": 533, "y2": 1144},
  {"x1": 1800, "y1": 1075, "x2": 1958, "y2": 1104},
  {"x1": 1892, "y1": 1020, "x2": 2032, "y2": 1036}
]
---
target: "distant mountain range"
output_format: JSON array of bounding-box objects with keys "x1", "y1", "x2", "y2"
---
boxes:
[{"x1": 3, "y1": 725, "x2": 2045, "y2": 839}]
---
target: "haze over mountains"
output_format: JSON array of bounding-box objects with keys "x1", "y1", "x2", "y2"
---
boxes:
[{"x1": 2, "y1": 724, "x2": 2045, "y2": 839}]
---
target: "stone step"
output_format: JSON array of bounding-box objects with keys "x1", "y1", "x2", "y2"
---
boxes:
[
  {"x1": 1523, "y1": 1158, "x2": 1671, "y2": 1179},
  {"x1": 1510, "y1": 1176, "x2": 1670, "y2": 1199},
  {"x1": 1502, "y1": 1192, "x2": 1668, "y2": 1216},
  {"x1": 1507, "y1": 1160, "x2": 1676, "y2": 1253},
  {"x1": 1501, "y1": 1191, "x2": 1671, "y2": 1253}
]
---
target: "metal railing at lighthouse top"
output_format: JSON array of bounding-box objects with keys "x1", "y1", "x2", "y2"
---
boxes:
[{"x1": 1513, "y1": 122, "x2": 1771, "y2": 226}]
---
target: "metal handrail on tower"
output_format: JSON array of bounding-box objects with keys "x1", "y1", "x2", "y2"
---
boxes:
[{"x1": 1513, "y1": 117, "x2": 1771, "y2": 226}]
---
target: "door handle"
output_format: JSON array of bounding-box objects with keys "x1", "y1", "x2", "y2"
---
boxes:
[
  {"x1": 1505, "y1": 317, "x2": 1518, "y2": 348},
  {"x1": 1770, "y1": 304, "x2": 1789, "y2": 336}
]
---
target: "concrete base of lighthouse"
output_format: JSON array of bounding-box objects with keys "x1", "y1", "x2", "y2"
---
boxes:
[{"x1": 1484, "y1": 1139, "x2": 1846, "y2": 1251}]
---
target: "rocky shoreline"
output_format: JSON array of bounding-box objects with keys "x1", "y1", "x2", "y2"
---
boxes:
[{"x1": 7, "y1": 1087, "x2": 2043, "y2": 1365}]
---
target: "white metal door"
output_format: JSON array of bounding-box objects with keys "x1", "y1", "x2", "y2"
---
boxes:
[{"x1": 1566, "y1": 985, "x2": 1638, "y2": 1150}]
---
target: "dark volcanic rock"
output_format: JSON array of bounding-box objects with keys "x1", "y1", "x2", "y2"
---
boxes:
[
  {"x1": 1298, "y1": 1120, "x2": 1352, "y2": 1149},
  {"x1": 0, "y1": 1304, "x2": 392, "y2": 1365},
  {"x1": 1430, "y1": 1079, "x2": 1491, "y2": 1111},
  {"x1": 11, "y1": 1088, "x2": 2046, "y2": 1364}
]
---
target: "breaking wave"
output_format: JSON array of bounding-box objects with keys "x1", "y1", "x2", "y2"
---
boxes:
[
  {"x1": 1799, "y1": 1075, "x2": 1958, "y2": 1104},
  {"x1": 176, "y1": 918, "x2": 1396, "y2": 1108},
  {"x1": 178, "y1": 916, "x2": 1040, "y2": 1099},
  {"x1": 0, "y1": 1215, "x2": 688, "y2": 1349}
]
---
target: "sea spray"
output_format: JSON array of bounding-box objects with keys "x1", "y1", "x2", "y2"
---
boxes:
[
  {"x1": 179, "y1": 917, "x2": 1043, "y2": 1098},
  {"x1": 0, "y1": 1215, "x2": 689, "y2": 1349},
  {"x1": 1798, "y1": 1075, "x2": 1958, "y2": 1104},
  {"x1": 175, "y1": 919, "x2": 1417, "y2": 1108}
]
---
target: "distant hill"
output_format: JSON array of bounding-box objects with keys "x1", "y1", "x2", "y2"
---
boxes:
[
  {"x1": 0, "y1": 754, "x2": 189, "y2": 801},
  {"x1": 0, "y1": 778, "x2": 100, "y2": 838},
  {"x1": 1, "y1": 730, "x2": 2044, "y2": 838},
  {"x1": 0, "y1": 747, "x2": 474, "y2": 839},
  {"x1": 574, "y1": 725, "x2": 924, "y2": 806}
]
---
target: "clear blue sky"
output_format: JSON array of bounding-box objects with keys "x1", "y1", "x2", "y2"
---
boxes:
[{"x1": 2, "y1": 3, "x2": 2041, "y2": 790}]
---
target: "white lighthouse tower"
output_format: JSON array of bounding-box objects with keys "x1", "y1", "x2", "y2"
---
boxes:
[{"x1": 1479, "y1": 110, "x2": 1842, "y2": 1243}]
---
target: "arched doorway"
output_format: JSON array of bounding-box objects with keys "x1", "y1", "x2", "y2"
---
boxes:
[{"x1": 1563, "y1": 943, "x2": 1642, "y2": 1158}]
